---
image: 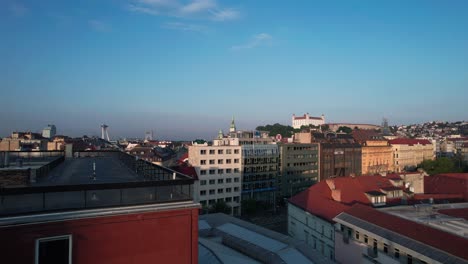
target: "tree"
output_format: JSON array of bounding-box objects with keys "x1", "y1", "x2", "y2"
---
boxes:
[
  {"x1": 241, "y1": 199, "x2": 257, "y2": 215},
  {"x1": 418, "y1": 157, "x2": 462, "y2": 175},
  {"x1": 337, "y1": 126, "x2": 352, "y2": 134},
  {"x1": 256, "y1": 123, "x2": 295, "y2": 137},
  {"x1": 209, "y1": 200, "x2": 231, "y2": 214}
]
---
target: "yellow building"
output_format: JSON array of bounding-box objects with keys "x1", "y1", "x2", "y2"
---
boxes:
[
  {"x1": 352, "y1": 130, "x2": 393, "y2": 175},
  {"x1": 389, "y1": 139, "x2": 434, "y2": 172},
  {"x1": 361, "y1": 140, "x2": 393, "y2": 174}
]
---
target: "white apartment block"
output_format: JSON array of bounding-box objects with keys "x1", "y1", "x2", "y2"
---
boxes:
[
  {"x1": 188, "y1": 140, "x2": 242, "y2": 216},
  {"x1": 292, "y1": 113, "x2": 325, "y2": 129}
]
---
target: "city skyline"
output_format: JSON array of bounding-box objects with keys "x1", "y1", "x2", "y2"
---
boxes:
[{"x1": 2, "y1": 0, "x2": 468, "y2": 139}]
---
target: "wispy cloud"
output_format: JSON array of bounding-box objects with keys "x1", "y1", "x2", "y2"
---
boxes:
[
  {"x1": 8, "y1": 2, "x2": 28, "y2": 17},
  {"x1": 128, "y1": 0, "x2": 240, "y2": 21},
  {"x1": 231, "y1": 33, "x2": 272, "y2": 51},
  {"x1": 162, "y1": 22, "x2": 207, "y2": 32},
  {"x1": 88, "y1": 20, "x2": 112, "y2": 32}
]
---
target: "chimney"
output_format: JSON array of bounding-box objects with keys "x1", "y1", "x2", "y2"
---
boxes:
[
  {"x1": 331, "y1": 189, "x2": 341, "y2": 202},
  {"x1": 326, "y1": 179, "x2": 335, "y2": 190}
]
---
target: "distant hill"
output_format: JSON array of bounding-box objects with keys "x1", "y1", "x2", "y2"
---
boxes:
[{"x1": 256, "y1": 123, "x2": 296, "y2": 137}]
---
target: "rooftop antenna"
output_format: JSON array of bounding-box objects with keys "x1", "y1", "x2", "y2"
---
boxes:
[{"x1": 101, "y1": 124, "x2": 110, "y2": 141}]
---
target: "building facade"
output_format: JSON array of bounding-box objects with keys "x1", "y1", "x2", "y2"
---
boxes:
[
  {"x1": 0, "y1": 151, "x2": 199, "y2": 264},
  {"x1": 188, "y1": 140, "x2": 242, "y2": 216},
  {"x1": 334, "y1": 204, "x2": 468, "y2": 264},
  {"x1": 292, "y1": 113, "x2": 325, "y2": 129},
  {"x1": 278, "y1": 143, "x2": 319, "y2": 198},
  {"x1": 389, "y1": 139, "x2": 434, "y2": 172},
  {"x1": 241, "y1": 144, "x2": 279, "y2": 204},
  {"x1": 42, "y1": 124, "x2": 56, "y2": 139}
]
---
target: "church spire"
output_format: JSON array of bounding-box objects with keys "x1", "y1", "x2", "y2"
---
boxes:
[{"x1": 230, "y1": 116, "x2": 236, "y2": 133}]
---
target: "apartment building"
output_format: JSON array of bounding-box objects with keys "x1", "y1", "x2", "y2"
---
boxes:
[
  {"x1": 353, "y1": 130, "x2": 393, "y2": 175},
  {"x1": 188, "y1": 138, "x2": 242, "y2": 216},
  {"x1": 389, "y1": 139, "x2": 434, "y2": 172}
]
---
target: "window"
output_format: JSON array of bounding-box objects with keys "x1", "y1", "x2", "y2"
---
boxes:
[
  {"x1": 394, "y1": 248, "x2": 400, "y2": 259},
  {"x1": 233, "y1": 196, "x2": 240, "y2": 202},
  {"x1": 234, "y1": 168, "x2": 240, "y2": 173},
  {"x1": 226, "y1": 188, "x2": 232, "y2": 193},
  {"x1": 209, "y1": 160, "x2": 215, "y2": 165},
  {"x1": 407, "y1": 254, "x2": 413, "y2": 264},
  {"x1": 209, "y1": 169, "x2": 215, "y2": 175},
  {"x1": 209, "y1": 189, "x2": 215, "y2": 195},
  {"x1": 200, "y1": 170, "x2": 207, "y2": 175},
  {"x1": 218, "y1": 159, "x2": 223, "y2": 164},
  {"x1": 200, "y1": 180, "x2": 207, "y2": 185},
  {"x1": 217, "y1": 198, "x2": 224, "y2": 203},
  {"x1": 200, "y1": 190, "x2": 206, "y2": 196},
  {"x1": 383, "y1": 243, "x2": 388, "y2": 254},
  {"x1": 226, "y1": 169, "x2": 232, "y2": 173},
  {"x1": 218, "y1": 179, "x2": 224, "y2": 184},
  {"x1": 234, "y1": 177, "x2": 239, "y2": 182},
  {"x1": 226, "y1": 197, "x2": 232, "y2": 202},
  {"x1": 226, "y1": 149, "x2": 232, "y2": 154},
  {"x1": 364, "y1": 235, "x2": 368, "y2": 244},
  {"x1": 200, "y1": 150, "x2": 206, "y2": 155},
  {"x1": 355, "y1": 231, "x2": 360, "y2": 240},
  {"x1": 321, "y1": 225, "x2": 324, "y2": 235},
  {"x1": 226, "y1": 159, "x2": 232, "y2": 164},
  {"x1": 226, "y1": 178, "x2": 232, "y2": 183},
  {"x1": 209, "y1": 199, "x2": 215, "y2": 205},
  {"x1": 209, "y1": 150, "x2": 215, "y2": 154},
  {"x1": 234, "y1": 158, "x2": 239, "y2": 163},
  {"x1": 234, "y1": 187, "x2": 239, "y2": 192},
  {"x1": 218, "y1": 188, "x2": 223, "y2": 193},
  {"x1": 36, "y1": 235, "x2": 72, "y2": 264},
  {"x1": 200, "y1": 160, "x2": 206, "y2": 165},
  {"x1": 209, "y1": 179, "x2": 215, "y2": 184},
  {"x1": 234, "y1": 149, "x2": 239, "y2": 154},
  {"x1": 218, "y1": 169, "x2": 224, "y2": 174},
  {"x1": 218, "y1": 149, "x2": 223, "y2": 154}
]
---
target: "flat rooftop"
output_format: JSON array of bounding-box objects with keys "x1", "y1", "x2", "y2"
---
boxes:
[
  {"x1": 379, "y1": 203, "x2": 468, "y2": 238},
  {"x1": 199, "y1": 213, "x2": 334, "y2": 264},
  {"x1": 0, "y1": 151, "x2": 195, "y2": 217},
  {"x1": 34, "y1": 156, "x2": 142, "y2": 186}
]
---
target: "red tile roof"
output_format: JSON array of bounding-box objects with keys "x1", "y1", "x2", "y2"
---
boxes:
[
  {"x1": 172, "y1": 165, "x2": 198, "y2": 180},
  {"x1": 424, "y1": 174, "x2": 468, "y2": 201},
  {"x1": 288, "y1": 182, "x2": 350, "y2": 222},
  {"x1": 388, "y1": 138, "x2": 432, "y2": 145},
  {"x1": 351, "y1": 130, "x2": 384, "y2": 144},
  {"x1": 340, "y1": 204, "x2": 468, "y2": 261},
  {"x1": 289, "y1": 175, "x2": 405, "y2": 222}
]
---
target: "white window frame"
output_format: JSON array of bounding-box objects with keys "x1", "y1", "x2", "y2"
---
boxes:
[{"x1": 35, "y1": 234, "x2": 72, "y2": 264}]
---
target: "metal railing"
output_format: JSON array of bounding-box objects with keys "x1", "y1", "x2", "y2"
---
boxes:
[{"x1": 0, "y1": 179, "x2": 193, "y2": 216}]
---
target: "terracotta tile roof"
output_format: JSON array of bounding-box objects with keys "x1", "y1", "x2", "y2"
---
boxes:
[
  {"x1": 172, "y1": 165, "x2": 198, "y2": 180},
  {"x1": 288, "y1": 175, "x2": 405, "y2": 222},
  {"x1": 340, "y1": 204, "x2": 468, "y2": 261},
  {"x1": 388, "y1": 138, "x2": 432, "y2": 145},
  {"x1": 288, "y1": 182, "x2": 350, "y2": 222},
  {"x1": 425, "y1": 173, "x2": 468, "y2": 200},
  {"x1": 351, "y1": 130, "x2": 384, "y2": 144}
]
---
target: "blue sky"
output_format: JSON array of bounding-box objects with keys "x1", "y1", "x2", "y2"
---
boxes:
[{"x1": 1, "y1": 0, "x2": 467, "y2": 140}]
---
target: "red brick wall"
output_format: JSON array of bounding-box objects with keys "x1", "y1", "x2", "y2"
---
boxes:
[{"x1": 0, "y1": 207, "x2": 199, "y2": 264}]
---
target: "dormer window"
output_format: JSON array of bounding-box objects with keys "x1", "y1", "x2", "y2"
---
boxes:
[{"x1": 365, "y1": 191, "x2": 387, "y2": 206}]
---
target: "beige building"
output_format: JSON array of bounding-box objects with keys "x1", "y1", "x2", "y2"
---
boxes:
[
  {"x1": 188, "y1": 138, "x2": 242, "y2": 216},
  {"x1": 361, "y1": 140, "x2": 393, "y2": 175},
  {"x1": 389, "y1": 139, "x2": 434, "y2": 172}
]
